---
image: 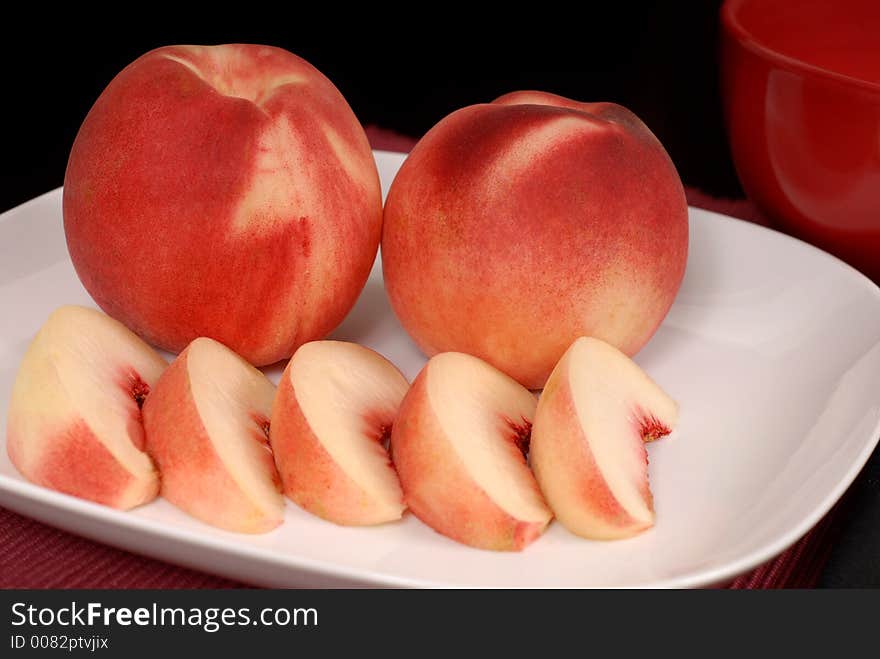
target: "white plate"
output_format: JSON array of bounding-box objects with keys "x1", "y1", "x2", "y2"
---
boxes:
[{"x1": 2, "y1": 150, "x2": 879, "y2": 588}]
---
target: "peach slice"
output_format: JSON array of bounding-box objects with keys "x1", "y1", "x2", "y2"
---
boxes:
[
  {"x1": 270, "y1": 341, "x2": 409, "y2": 525},
  {"x1": 6, "y1": 305, "x2": 167, "y2": 509},
  {"x1": 142, "y1": 337, "x2": 283, "y2": 533},
  {"x1": 530, "y1": 337, "x2": 678, "y2": 540},
  {"x1": 391, "y1": 352, "x2": 552, "y2": 551}
]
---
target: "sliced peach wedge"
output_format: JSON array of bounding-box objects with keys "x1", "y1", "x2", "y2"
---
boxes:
[
  {"x1": 391, "y1": 352, "x2": 553, "y2": 551},
  {"x1": 530, "y1": 337, "x2": 678, "y2": 540},
  {"x1": 270, "y1": 341, "x2": 409, "y2": 526},
  {"x1": 142, "y1": 337, "x2": 283, "y2": 533},
  {"x1": 6, "y1": 305, "x2": 167, "y2": 510}
]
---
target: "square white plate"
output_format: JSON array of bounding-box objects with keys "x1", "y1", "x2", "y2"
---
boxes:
[{"x1": 2, "y1": 150, "x2": 879, "y2": 588}]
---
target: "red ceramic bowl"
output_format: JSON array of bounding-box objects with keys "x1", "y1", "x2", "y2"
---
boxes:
[{"x1": 721, "y1": 0, "x2": 880, "y2": 281}]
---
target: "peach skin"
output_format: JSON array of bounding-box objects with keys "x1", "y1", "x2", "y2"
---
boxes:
[
  {"x1": 64, "y1": 44, "x2": 382, "y2": 366},
  {"x1": 382, "y1": 91, "x2": 688, "y2": 388}
]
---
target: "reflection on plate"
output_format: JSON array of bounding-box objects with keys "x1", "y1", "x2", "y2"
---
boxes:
[{"x1": 1, "y1": 151, "x2": 879, "y2": 587}]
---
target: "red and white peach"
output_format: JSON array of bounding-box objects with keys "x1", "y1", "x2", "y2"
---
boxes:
[
  {"x1": 382, "y1": 90, "x2": 688, "y2": 388},
  {"x1": 63, "y1": 44, "x2": 382, "y2": 366}
]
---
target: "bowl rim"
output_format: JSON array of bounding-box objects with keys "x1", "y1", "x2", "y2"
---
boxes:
[{"x1": 721, "y1": 0, "x2": 880, "y2": 94}]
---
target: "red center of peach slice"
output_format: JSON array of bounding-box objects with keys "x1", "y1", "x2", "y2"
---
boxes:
[
  {"x1": 637, "y1": 410, "x2": 673, "y2": 444},
  {"x1": 118, "y1": 368, "x2": 152, "y2": 451},
  {"x1": 125, "y1": 371, "x2": 151, "y2": 409},
  {"x1": 362, "y1": 407, "x2": 395, "y2": 448},
  {"x1": 249, "y1": 412, "x2": 273, "y2": 451},
  {"x1": 504, "y1": 416, "x2": 533, "y2": 459}
]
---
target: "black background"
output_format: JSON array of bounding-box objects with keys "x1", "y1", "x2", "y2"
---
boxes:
[
  {"x1": 1, "y1": 5, "x2": 878, "y2": 587},
  {"x1": 2, "y1": 3, "x2": 742, "y2": 212}
]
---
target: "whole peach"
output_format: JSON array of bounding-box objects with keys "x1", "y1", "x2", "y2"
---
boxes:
[
  {"x1": 382, "y1": 91, "x2": 688, "y2": 388},
  {"x1": 64, "y1": 44, "x2": 382, "y2": 366}
]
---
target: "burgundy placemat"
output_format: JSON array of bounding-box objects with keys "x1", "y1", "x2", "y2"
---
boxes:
[{"x1": 0, "y1": 127, "x2": 847, "y2": 589}]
